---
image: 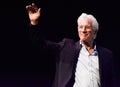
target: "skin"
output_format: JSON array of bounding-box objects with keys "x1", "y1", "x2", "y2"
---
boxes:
[
  {"x1": 26, "y1": 3, "x2": 41, "y2": 25},
  {"x1": 26, "y1": 3, "x2": 97, "y2": 54},
  {"x1": 77, "y1": 18, "x2": 97, "y2": 54}
]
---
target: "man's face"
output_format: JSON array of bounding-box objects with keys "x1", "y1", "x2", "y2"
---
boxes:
[{"x1": 78, "y1": 18, "x2": 96, "y2": 43}]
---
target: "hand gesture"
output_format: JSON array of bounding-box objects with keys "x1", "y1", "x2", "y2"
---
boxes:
[{"x1": 26, "y1": 3, "x2": 41, "y2": 25}]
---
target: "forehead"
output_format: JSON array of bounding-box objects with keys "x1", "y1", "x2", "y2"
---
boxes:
[{"x1": 78, "y1": 18, "x2": 92, "y2": 25}]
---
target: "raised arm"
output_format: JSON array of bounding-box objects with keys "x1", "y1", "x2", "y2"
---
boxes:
[
  {"x1": 25, "y1": 3, "x2": 64, "y2": 54},
  {"x1": 26, "y1": 3, "x2": 41, "y2": 25}
]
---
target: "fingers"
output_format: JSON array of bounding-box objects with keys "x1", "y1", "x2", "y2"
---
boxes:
[
  {"x1": 32, "y1": 3, "x2": 37, "y2": 9},
  {"x1": 26, "y1": 5, "x2": 33, "y2": 14},
  {"x1": 32, "y1": 3, "x2": 35, "y2": 5},
  {"x1": 26, "y1": 3, "x2": 40, "y2": 13},
  {"x1": 38, "y1": 8, "x2": 41, "y2": 12}
]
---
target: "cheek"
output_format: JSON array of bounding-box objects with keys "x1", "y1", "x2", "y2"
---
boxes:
[
  {"x1": 78, "y1": 31, "x2": 82, "y2": 39},
  {"x1": 78, "y1": 29, "x2": 80, "y2": 32},
  {"x1": 78, "y1": 31, "x2": 81, "y2": 36},
  {"x1": 78, "y1": 29, "x2": 80, "y2": 34}
]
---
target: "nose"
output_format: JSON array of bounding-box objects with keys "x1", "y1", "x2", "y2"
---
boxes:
[
  {"x1": 78, "y1": 26, "x2": 87, "y2": 32},
  {"x1": 81, "y1": 27, "x2": 86, "y2": 32}
]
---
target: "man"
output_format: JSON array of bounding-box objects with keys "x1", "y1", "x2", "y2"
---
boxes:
[{"x1": 26, "y1": 3, "x2": 116, "y2": 87}]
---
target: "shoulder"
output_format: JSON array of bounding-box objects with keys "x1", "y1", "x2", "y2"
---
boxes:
[
  {"x1": 58, "y1": 38, "x2": 76, "y2": 49},
  {"x1": 96, "y1": 45, "x2": 113, "y2": 56},
  {"x1": 98, "y1": 45, "x2": 112, "y2": 53},
  {"x1": 61, "y1": 38, "x2": 75, "y2": 43},
  {"x1": 59, "y1": 38, "x2": 76, "y2": 46}
]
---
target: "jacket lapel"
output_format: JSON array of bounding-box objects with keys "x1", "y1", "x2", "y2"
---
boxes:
[{"x1": 96, "y1": 45, "x2": 104, "y2": 86}]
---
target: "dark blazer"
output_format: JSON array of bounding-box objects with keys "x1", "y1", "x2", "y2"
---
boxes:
[{"x1": 29, "y1": 25, "x2": 116, "y2": 87}]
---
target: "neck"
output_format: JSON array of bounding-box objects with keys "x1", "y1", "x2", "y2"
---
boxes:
[
  {"x1": 82, "y1": 40, "x2": 93, "y2": 47},
  {"x1": 82, "y1": 40, "x2": 95, "y2": 54}
]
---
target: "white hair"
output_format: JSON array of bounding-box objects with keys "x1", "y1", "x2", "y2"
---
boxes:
[{"x1": 77, "y1": 13, "x2": 99, "y2": 32}]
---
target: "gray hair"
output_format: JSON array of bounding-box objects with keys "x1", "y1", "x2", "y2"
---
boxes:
[{"x1": 77, "y1": 13, "x2": 99, "y2": 32}]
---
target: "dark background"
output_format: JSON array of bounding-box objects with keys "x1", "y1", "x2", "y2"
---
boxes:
[{"x1": 0, "y1": 0, "x2": 120, "y2": 87}]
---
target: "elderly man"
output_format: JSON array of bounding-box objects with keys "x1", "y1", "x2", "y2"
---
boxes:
[{"x1": 26, "y1": 3, "x2": 116, "y2": 87}]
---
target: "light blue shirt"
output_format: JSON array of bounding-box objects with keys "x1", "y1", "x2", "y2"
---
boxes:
[{"x1": 73, "y1": 43, "x2": 100, "y2": 87}]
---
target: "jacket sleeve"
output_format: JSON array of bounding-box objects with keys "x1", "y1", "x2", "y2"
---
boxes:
[{"x1": 27, "y1": 23, "x2": 64, "y2": 55}]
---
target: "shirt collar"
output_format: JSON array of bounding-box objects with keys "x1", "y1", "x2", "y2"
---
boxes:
[{"x1": 79, "y1": 40, "x2": 98, "y2": 56}]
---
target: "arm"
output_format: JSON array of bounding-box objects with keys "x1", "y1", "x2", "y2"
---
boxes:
[
  {"x1": 25, "y1": 3, "x2": 63, "y2": 53},
  {"x1": 25, "y1": 3, "x2": 44, "y2": 48}
]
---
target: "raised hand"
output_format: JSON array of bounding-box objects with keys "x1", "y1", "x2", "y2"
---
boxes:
[{"x1": 26, "y1": 3, "x2": 41, "y2": 25}]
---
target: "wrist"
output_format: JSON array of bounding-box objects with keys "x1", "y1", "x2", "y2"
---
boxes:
[{"x1": 31, "y1": 20, "x2": 38, "y2": 25}]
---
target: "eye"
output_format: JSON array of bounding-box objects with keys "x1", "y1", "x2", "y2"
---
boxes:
[
  {"x1": 86, "y1": 25, "x2": 92, "y2": 29},
  {"x1": 78, "y1": 25, "x2": 83, "y2": 29}
]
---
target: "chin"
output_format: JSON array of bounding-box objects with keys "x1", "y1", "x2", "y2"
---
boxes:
[
  {"x1": 80, "y1": 38, "x2": 87, "y2": 41},
  {"x1": 80, "y1": 39, "x2": 86, "y2": 43}
]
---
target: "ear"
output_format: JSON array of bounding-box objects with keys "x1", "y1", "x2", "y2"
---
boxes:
[
  {"x1": 94, "y1": 30, "x2": 98, "y2": 34},
  {"x1": 93, "y1": 30, "x2": 98, "y2": 39}
]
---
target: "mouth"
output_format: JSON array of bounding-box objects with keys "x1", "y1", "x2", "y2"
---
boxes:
[{"x1": 81, "y1": 33, "x2": 88, "y2": 36}]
